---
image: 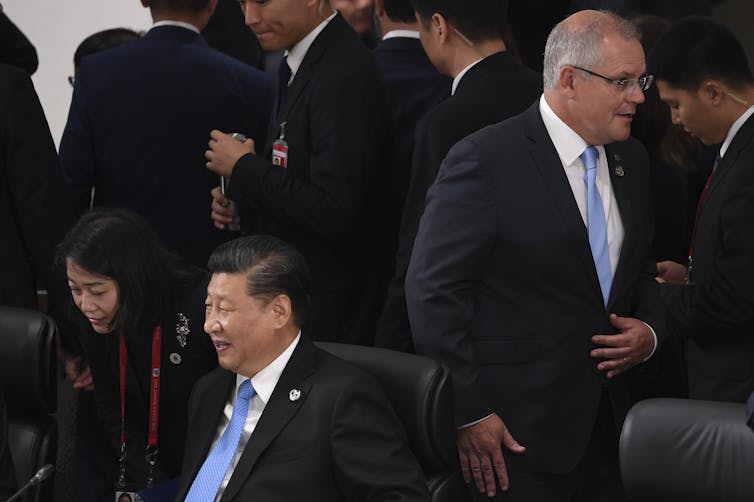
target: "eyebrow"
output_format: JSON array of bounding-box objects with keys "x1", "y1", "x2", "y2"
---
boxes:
[{"x1": 67, "y1": 277, "x2": 107, "y2": 287}]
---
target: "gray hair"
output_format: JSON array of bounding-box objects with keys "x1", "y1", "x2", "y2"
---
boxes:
[{"x1": 543, "y1": 10, "x2": 639, "y2": 90}]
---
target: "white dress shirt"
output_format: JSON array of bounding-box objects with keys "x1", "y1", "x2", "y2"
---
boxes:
[
  {"x1": 211, "y1": 333, "x2": 301, "y2": 501},
  {"x1": 150, "y1": 20, "x2": 200, "y2": 34}
]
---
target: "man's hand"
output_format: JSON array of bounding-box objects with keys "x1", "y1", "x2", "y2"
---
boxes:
[
  {"x1": 205, "y1": 129, "x2": 255, "y2": 178},
  {"x1": 656, "y1": 260, "x2": 687, "y2": 285},
  {"x1": 591, "y1": 313, "x2": 655, "y2": 378},
  {"x1": 210, "y1": 186, "x2": 235, "y2": 230},
  {"x1": 456, "y1": 414, "x2": 525, "y2": 497}
]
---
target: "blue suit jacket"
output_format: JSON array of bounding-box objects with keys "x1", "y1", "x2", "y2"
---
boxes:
[{"x1": 59, "y1": 25, "x2": 273, "y2": 266}]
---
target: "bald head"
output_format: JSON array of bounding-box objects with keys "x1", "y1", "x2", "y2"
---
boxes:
[{"x1": 543, "y1": 10, "x2": 639, "y2": 91}]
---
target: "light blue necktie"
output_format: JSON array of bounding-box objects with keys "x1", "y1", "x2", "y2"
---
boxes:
[
  {"x1": 185, "y1": 379, "x2": 256, "y2": 502},
  {"x1": 582, "y1": 146, "x2": 612, "y2": 306}
]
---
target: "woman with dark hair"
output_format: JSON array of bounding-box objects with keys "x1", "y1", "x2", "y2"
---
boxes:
[{"x1": 57, "y1": 208, "x2": 216, "y2": 499}]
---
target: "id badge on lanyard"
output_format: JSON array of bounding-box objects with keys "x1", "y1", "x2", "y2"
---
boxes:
[
  {"x1": 272, "y1": 121, "x2": 289, "y2": 168},
  {"x1": 116, "y1": 326, "x2": 162, "y2": 496}
]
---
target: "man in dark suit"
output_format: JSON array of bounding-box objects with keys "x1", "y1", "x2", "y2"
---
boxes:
[
  {"x1": 375, "y1": 0, "x2": 542, "y2": 352},
  {"x1": 0, "y1": 4, "x2": 37, "y2": 74},
  {"x1": 0, "y1": 62, "x2": 72, "y2": 315},
  {"x1": 407, "y1": 10, "x2": 662, "y2": 501},
  {"x1": 207, "y1": 0, "x2": 392, "y2": 345},
  {"x1": 651, "y1": 17, "x2": 754, "y2": 403},
  {"x1": 175, "y1": 235, "x2": 428, "y2": 501},
  {"x1": 59, "y1": 0, "x2": 272, "y2": 268},
  {"x1": 372, "y1": 0, "x2": 450, "y2": 263}
]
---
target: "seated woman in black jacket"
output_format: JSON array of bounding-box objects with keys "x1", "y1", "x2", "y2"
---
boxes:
[{"x1": 57, "y1": 208, "x2": 217, "y2": 498}]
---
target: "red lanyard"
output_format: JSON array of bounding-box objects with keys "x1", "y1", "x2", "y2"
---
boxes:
[
  {"x1": 118, "y1": 326, "x2": 162, "y2": 487},
  {"x1": 687, "y1": 155, "x2": 720, "y2": 284}
]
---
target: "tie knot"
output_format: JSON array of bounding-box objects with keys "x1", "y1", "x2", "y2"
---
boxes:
[
  {"x1": 581, "y1": 146, "x2": 598, "y2": 172},
  {"x1": 237, "y1": 379, "x2": 256, "y2": 402},
  {"x1": 278, "y1": 57, "x2": 291, "y2": 87}
]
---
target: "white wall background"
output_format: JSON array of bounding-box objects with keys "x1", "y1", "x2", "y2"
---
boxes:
[{"x1": 2, "y1": 0, "x2": 152, "y2": 148}]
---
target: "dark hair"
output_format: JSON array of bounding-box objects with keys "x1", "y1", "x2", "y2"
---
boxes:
[
  {"x1": 56, "y1": 208, "x2": 203, "y2": 337},
  {"x1": 384, "y1": 0, "x2": 416, "y2": 23},
  {"x1": 148, "y1": 0, "x2": 211, "y2": 16},
  {"x1": 410, "y1": 0, "x2": 508, "y2": 44},
  {"x1": 648, "y1": 16, "x2": 754, "y2": 91},
  {"x1": 208, "y1": 236, "x2": 310, "y2": 327},
  {"x1": 117, "y1": 494, "x2": 133, "y2": 502},
  {"x1": 632, "y1": 15, "x2": 703, "y2": 172},
  {"x1": 74, "y1": 28, "x2": 141, "y2": 68}
]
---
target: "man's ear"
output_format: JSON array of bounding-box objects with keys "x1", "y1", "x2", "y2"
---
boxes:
[
  {"x1": 207, "y1": 0, "x2": 219, "y2": 17},
  {"x1": 269, "y1": 294, "x2": 293, "y2": 328},
  {"x1": 559, "y1": 65, "x2": 579, "y2": 97},
  {"x1": 374, "y1": 0, "x2": 385, "y2": 17},
  {"x1": 431, "y1": 13, "x2": 449, "y2": 44},
  {"x1": 140, "y1": 0, "x2": 150, "y2": 8},
  {"x1": 701, "y1": 80, "x2": 725, "y2": 105}
]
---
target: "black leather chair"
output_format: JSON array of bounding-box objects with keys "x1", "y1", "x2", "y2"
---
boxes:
[
  {"x1": 317, "y1": 342, "x2": 465, "y2": 502},
  {"x1": 620, "y1": 398, "x2": 754, "y2": 502},
  {"x1": 0, "y1": 306, "x2": 57, "y2": 502}
]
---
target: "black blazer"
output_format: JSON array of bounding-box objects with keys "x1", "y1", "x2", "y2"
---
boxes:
[
  {"x1": 175, "y1": 336, "x2": 429, "y2": 501},
  {"x1": 376, "y1": 51, "x2": 542, "y2": 351},
  {"x1": 78, "y1": 275, "x2": 217, "y2": 488},
  {"x1": 227, "y1": 15, "x2": 393, "y2": 344},
  {"x1": 664, "y1": 113, "x2": 754, "y2": 402},
  {"x1": 406, "y1": 102, "x2": 663, "y2": 474},
  {"x1": 59, "y1": 25, "x2": 272, "y2": 267},
  {"x1": 0, "y1": 63, "x2": 72, "y2": 314},
  {"x1": 373, "y1": 36, "x2": 449, "y2": 246}
]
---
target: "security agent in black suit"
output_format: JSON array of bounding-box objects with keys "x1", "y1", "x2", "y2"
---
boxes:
[
  {"x1": 0, "y1": 3, "x2": 37, "y2": 74},
  {"x1": 207, "y1": 0, "x2": 393, "y2": 345},
  {"x1": 375, "y1": 0, "x2": 542, "y2": 352},
  {"x1": 372, "y1": 0, "x2": 450, "y2": 256},
  {"x1": 407, "y1": 10, "x2": 662, "y2": 500},
  {"x1": 175, "y1": 236, "x2": 428, "y2": 501},
  {"x1": 651, "y1": 17, "x2": 754, "y2": 403}
]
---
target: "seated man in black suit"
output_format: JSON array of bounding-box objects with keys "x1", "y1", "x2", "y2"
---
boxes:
[
  {"x1": 651, "y1": 17, "x2": 754, "y2": 403},
  {"x1": 176, "y1": 235, "x2": 428, "y2": 501},
  {"x1": 375, "y1": 0, "x2": 542, "y2": 352}
]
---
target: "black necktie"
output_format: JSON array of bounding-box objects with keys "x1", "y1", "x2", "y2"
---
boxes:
[{"x1": 275, "y1": 57, "x2": 291, "y2": 120}]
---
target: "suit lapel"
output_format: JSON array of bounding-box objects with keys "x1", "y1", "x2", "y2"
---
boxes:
[
  {"x1": 704, "y1": 113, "x2": 754, "y2": 203},
  {"x1": 524, "y1": 105, "x2": 599, "y2": 288},
  {"x1": 220, "y1": 337, "x2": 316, "y2": 501},
  {"x1": 267, "y1": 15, "x2": 347, "y2": 152},
  {"x1": 605, "y1": 144, "x2": 634, "y2": 309}
]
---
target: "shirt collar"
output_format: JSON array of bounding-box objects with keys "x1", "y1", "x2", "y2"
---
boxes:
[
  {"x1": 451, "y1": 57, "x2": 483, "y2": 96},
  {"x1": 539, "y1": 95, "x2": 591, "y2": 167},
  {"x1": 235, "y1": 332, "x2": 301, "y2": 404},
  {"x1": 151, "y1": 20, "x2": 200, "y2": 34},
  {"x1": 286, "y1": 11, "x2": 337, "y2": 81},
  {"x1": 720, "y1": 104, "x2": 754, "y2": 158},
  {"x1": 382, "y1": 30, "x2": 420, "y2": 41}
]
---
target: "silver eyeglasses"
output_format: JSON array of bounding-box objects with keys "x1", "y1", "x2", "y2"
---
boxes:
[{"x1": 571, "y1": 65, "x2": 654, "y2": 92}]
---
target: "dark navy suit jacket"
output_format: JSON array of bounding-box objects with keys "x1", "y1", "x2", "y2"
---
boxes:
[{"x1": 59, "y1": 25, "x2": 273, "y2": 267}]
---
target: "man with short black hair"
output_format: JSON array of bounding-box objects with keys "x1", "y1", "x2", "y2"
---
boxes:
[
  {"x1": 650, "y1": 16, "x2": 754, "y2": 403},
  {"x1": 375, "y1": 0, "x2": 541, "y2": 351},
  {"x1": 176, "y1": 236, "x2": 428, "y2": 501}
]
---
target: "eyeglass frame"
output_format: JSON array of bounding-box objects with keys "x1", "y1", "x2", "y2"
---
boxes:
[{"x1": 569, "y1": 65, "x2": 654, "y2": 93}]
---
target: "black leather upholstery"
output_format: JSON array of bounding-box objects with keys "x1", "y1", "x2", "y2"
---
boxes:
[
  {"x1": 317, "y1": 342, "x2": 464, "y2": 502},
  {"x1": 0, "y1": 306, "x2": 57, "y2": 502},
  {"x1": 620, "y1": 398, "x2": 754, "y2": 502}
]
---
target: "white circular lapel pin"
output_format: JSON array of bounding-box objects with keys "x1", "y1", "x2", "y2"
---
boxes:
[
  {"x1": 289, "y1": 389, "x2": 301, "y2": 402},
  {"x1": 169, "y1": 352, "x2": 182, "y2": 365}
]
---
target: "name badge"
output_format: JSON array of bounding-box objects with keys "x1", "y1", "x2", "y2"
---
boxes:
[{"x1": 272, "y1": 121, "x2": 289, "y2": 168}]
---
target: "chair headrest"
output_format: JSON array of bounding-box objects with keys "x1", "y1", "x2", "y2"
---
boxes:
[
  {"x1": 316, "y1": 342, "x2": 457, "y2": 473},
  {"x1": 620, "y1": 398, "x2": 754, "y2": 502},
  {"x1": 0, "y1": 307, "x2": 57, "y2": 416}
]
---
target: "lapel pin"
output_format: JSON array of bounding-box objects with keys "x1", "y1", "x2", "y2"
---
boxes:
[
  {"x1": 614, "y1": 166, "x2": 625, "y2": 177},
  {"x1": 613, "y1": 153, "x2": 622, "y2": 162},
  {"x1": 289, "y1": 389, "x2": 301, "y2": 402},
  {"x1": 169, "y1": 352, "x2": 182, "y2": 365}
]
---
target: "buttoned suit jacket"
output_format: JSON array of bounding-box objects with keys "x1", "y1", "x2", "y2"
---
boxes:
[
  {"x1": 376, "y1": 51, "x2": 542, "y2": 351},
  {"x1": 59, "y1": 25, "x2": 272, "y2": 267},
  {"x1": 227, "y1": 14, "x2": 393, "y2": 344},
  {"x1": 406, "y1": 102, "x2": 663, "y2": 474},
  {"x1": 174, "y1": 336, "x2": 429, "y2": 501},
  {"x1": 663, "y1": 113, "x2": 754, "y2": 402}
]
